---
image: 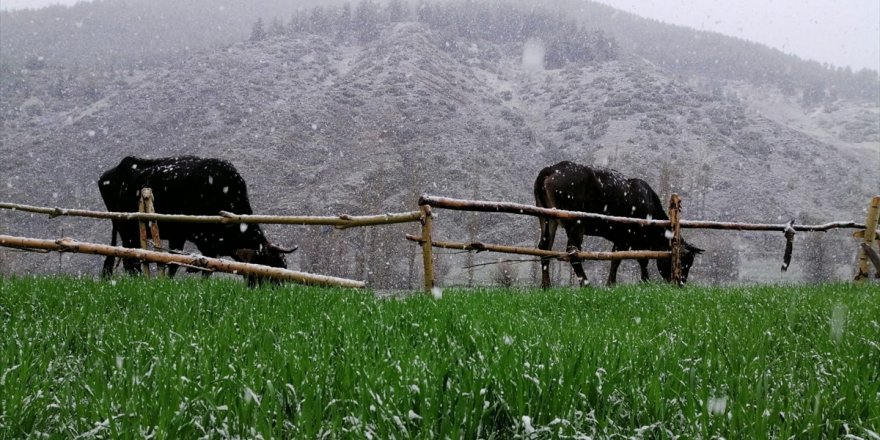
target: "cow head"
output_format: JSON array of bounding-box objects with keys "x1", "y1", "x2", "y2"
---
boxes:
[
  {"x1": 235, "y1": 243, "x2": 298, "y2": 286},
  {"x1": 657, "y1": 242, "x2": 704, "y2": 284},
  {"x1": 680, "y1": 243, "x2": 704, "y2": 283}
]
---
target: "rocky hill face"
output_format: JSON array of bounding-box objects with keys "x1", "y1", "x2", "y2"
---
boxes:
[{"x1": 1, "y1": 21, "x2": 878, "y2": 287}]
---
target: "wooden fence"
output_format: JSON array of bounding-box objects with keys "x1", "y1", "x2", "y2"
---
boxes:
[
  {"x1": 1, "y1": 193, "x2": 878, "y2": 291},
  {"x1": 410, "y1": 194, "x2": 880, "y2": 290},
  {"x1": 0, "y1": 190, "x2": 427, "y2": 288},
  {"x1": 0, "y1": 235, "x2": 366, "y2": 288}
]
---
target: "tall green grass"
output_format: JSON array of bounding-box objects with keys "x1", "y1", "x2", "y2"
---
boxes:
[{"x1": 1, "y1": 277, "x2": 877, "y2": 438}]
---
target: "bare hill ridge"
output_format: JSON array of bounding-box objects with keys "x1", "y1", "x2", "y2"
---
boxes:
[{"x1": 1, "y1": 22, "x2": 877, "y2": 286}]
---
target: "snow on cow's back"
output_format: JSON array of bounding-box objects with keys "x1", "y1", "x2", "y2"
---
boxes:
[{"x1": 99, "y1": 155, "x2": 256, "y2": 216}]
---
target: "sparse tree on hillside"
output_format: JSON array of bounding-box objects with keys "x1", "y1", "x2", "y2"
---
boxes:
[
  {"x1": 386, "y1": 0, "x2": 410, "y2": 23},
  {"x1": 309, "y1": 7, "x2": 332, "y2": 35},
  {"x1": 337, "y1": 3, "x2": 353, "y2": 42},
  {"x1": 801, "y1": 81, "x2": 827, "y2": 108},
  {"x1": 466, "y1": 177, "x2": 480, "y2": 287},
  {"x1": 24, "y1": 56, "x2": 47, "y2": 70},
  {"x1": 304, "y1": 225, "x2": 356, "y2": 281},
  {"x1": 541, "y1": 139, "x2": 566, "y2": 165},
  {"x1": 493, "y1": 261, "x2": 518, "y2": 288},
  {"x1": 703, "y1": 236, "x2": 740, "y2": 284},
  {"x1": 546, "y1": 28, "x2": 619, "y2": 69},
  {"x1": 269, "y1": 17, "x2": 285, "y2": 36},
  {"x1": 802, "y1": 229, "x2": 834, "y2": 283},
  {"x1": 416, "y1": 0, "x2": 434, "y2": 23},
  {"x1": 354, "y1": 227, "x2": 367, "y2": 282},
  {"x1": 250, "y1": 17, "x2": 267, "y2": 41},
  {"x1": 689, "y1": 161, "x2": 712, "y2": 217},
  {"x1": 301, "y1": 225, "x2": 335, "y2": 275},
  {"x1": 288, "y1": 11, "x2": 306, "y2": 34},
  {"x1": 356, "y1": 165, "x2": 406, "y2": 288},
  {"x1": 592, "y1": 30, "x2": 619, "y2": 61},
  {"x1": 657, "y1": 160, "x2": 683, "y2": 204},
  {"x1": 433, "y1": 252, "x2": 450, "y2": 287},
  {"x1": 353, "y1": 1, "x2": 381, "y2": 43},
  {"x1": 793, "y1": 214, "x2": 836, "y2": 283}
]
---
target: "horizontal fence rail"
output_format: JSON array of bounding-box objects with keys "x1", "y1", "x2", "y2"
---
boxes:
[
  {"x1": 0, "y1": 202, "x2": 423, "y2": 229},
  {"x1": 0, "y1": 235, "x2": 366, "y2": 288},
  {"x1": 419, "y1": 195, "x2": 673, "y2": 228},
  {"x1": 418, "y1": 195, "x2": 872, "y2": 232},
  {"x1": 405, "y1": 234, "x2": 671, "y2": 261}
]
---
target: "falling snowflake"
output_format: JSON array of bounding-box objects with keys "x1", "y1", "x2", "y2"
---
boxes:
[{"x1": 708, "y1": 396, "x2": 727, "y2": 415}]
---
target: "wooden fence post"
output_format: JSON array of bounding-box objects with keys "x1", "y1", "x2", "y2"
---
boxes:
[
  {"x1": 855, "y1": 196, "x2": 880, "y2": 281},
  {"x1": 142, "y1": 188, "x2": 165, "y2": 277},
  {"x1": 138, "y1": 189, "x2": 151, "y2": 278},
  {"x1": 420, "y1": 204, "x2": 434, "y2": 293},
  {"x1": 668, "y1": 193, "x2": 683, "y2": 285}
]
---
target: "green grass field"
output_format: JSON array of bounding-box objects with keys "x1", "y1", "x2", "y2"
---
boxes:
[{"x1": 1, "y1": 277, "x2": 877, "y2": 438}]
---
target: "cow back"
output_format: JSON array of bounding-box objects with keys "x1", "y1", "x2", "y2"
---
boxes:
[
  {"x1": 535, "y1": 161, "x2": 669, "y2": 249},
  {"x1": 98, "y1": 155, "x2": 270, "y2": 257}
]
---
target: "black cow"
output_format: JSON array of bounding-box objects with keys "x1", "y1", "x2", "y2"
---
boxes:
[
  {"x1": 98, "y1": 156, "x2": 296, "y2": 284},
  {"x1": 534, "y1": 161, "x2": 703, "y2": 287}
]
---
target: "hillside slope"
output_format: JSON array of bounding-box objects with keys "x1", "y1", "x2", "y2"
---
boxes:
[{"x1": 1, "y1": 23, "x2": 877, "y2": 286}]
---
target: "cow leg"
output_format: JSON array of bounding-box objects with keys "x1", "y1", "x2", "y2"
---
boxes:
[
  {"x1": 102, "y1": 256, "x2": 116, "y2": 278},
  {"x1": 563, "y1": 224, "x2": 589, "y2": 287},
  {"x1": 120, "y1": 255, "x2": 141, "y2": 275},
  {"x1": 197, "y1": 248, "x2": 218, "y2": 278},
  {"x1": 165, "y1": 238, "x2": 186, "y2": 278},
  {"x1": 117, "y1": 222, "x2": 142, "y2": 275},
  {"x1": 537, "y1": 217, "x2": 558, "y2": 289},
  {"x1": 638, "y1": 259, "x2": 651, "y2": 282},
  {"x1": 102, "y1": 220, "x2": 120, "y2": 278},
  {"x1": 607, "y1": 245, "x2": 620, "y2": 286}
]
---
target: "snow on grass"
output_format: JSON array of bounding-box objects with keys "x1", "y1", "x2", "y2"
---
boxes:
[{"x1": 0, "y1": 278, "x2": 876, "y2": 438}]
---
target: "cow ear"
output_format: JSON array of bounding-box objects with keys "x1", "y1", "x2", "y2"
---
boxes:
[{"x1": 235, "y1": 248, "x2": 256, "y2": 263}]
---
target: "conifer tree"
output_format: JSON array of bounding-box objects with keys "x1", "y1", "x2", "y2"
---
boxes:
[{"x1": 250, "y1": 17, "x2": 267, "y2": 41}]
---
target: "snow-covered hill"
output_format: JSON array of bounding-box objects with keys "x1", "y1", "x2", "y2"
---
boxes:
[{"x1": 1, "y1": 22, "x2": 877, "y2": 286}]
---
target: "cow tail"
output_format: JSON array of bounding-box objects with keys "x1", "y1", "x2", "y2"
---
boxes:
[
  {"x1": 534, "y1": 170, "x2": 555, "y2": 251},
  {"x1": 101, "y1": 221, "x2": 118, "y2": 278},
  {"x1": 534, "y1": 169, "x2": 559, "y2": 288}
]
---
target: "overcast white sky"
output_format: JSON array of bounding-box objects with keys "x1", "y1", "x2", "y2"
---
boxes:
[
  {"x1": 1, "y1": 0, "x2": 878, "y2": 71},
  {"x1": 594, "y1": 0, "x2": 880, "y2": 72}
]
